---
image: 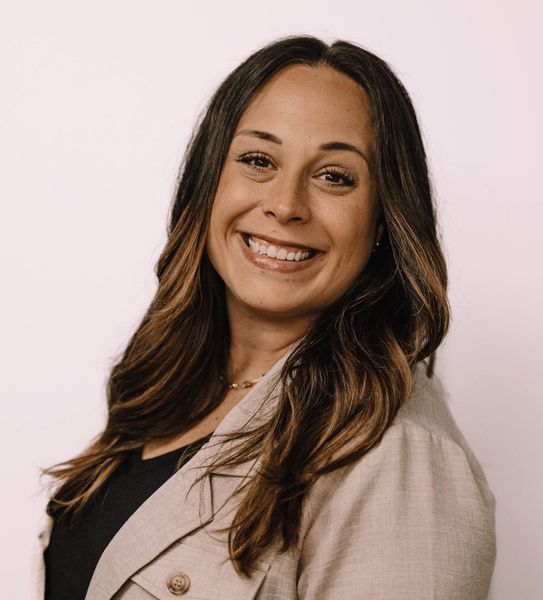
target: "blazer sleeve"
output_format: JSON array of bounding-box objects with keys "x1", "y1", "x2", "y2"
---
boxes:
[{"x1": 297, "y1": 422, "x2": 496, "y2": 600}]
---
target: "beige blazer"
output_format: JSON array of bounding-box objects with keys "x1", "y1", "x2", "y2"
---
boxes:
[{"x1": 33, "y1": 352, "x2": 496, "y2": 599}]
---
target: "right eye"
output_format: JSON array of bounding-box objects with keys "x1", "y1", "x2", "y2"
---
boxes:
[{"x1": 236, "y1": 152, "x2": 275, "y2": 172}]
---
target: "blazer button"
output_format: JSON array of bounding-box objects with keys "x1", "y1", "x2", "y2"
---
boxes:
[{"x1": 166, "y1": 572, "x2": 191, "y2": 595}]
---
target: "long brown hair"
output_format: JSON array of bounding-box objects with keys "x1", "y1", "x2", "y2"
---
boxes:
[{"x1": 44, "y1": 35, "x2": 450, "y2": 577}]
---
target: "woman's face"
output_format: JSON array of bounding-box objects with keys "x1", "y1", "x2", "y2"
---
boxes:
[{"x1": 206, "y1": 64, "x2": 383, "y2": 322}]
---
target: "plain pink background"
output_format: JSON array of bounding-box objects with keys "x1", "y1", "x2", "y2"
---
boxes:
[{"x1": 1, "y1": 1, "x2": 541, "y2": 598}]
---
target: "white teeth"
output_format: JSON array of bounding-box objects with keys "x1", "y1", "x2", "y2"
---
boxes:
[{"x1": 247, "y1": 235, "x2": 312, "y2": 262}]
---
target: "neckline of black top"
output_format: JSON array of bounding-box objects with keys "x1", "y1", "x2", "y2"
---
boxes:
[{"x1": 126, "y1": 432, "x2": 215, "y2": 474}]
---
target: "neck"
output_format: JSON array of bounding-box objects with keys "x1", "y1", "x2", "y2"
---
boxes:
[{"x1": 226, "y1": 295, "x2": 314, "y2": 382}]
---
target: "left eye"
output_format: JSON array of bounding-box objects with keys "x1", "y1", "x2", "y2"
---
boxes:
[{"x1": 317, "y1": 168, "x2": 356, "y2": 187}]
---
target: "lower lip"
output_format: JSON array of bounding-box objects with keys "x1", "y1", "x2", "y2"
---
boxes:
[{"x1": 236, "y1": 233, "x2": 324, "y2": 273}]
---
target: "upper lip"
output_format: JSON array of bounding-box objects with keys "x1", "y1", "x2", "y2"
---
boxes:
[{"x1": 241, "y1": 231, "x2": 321, "y2": 252}]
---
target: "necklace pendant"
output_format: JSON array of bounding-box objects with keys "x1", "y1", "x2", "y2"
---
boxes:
[
  {"x1": 221, "y1": 373, "x2": 266, "y2": 390},
  {"x1": 228, "y1": 381, "x2": 254, "y2": 390}
]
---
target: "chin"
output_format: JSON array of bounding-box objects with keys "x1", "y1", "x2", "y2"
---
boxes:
[
  {"x1": 230, "y1": 289, "x2": 313, "y2": 318},
  {"x1": 246, "y1": 298, "x2": 305, "y2": 317}
]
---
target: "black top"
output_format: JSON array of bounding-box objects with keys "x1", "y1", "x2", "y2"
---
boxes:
[{"x1": 44, "y1": 433, "x2": 213, "y2": 600}]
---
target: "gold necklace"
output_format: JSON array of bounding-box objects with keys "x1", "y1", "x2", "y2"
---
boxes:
[{"x1": 220, "y1": 373, "x2": 266, "y2": 390}]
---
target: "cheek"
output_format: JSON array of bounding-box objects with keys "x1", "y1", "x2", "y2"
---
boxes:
[
  {"x1": 206, "y1": 174, "x2": 251, "y2": 264},
  {"x1": 206, "y1": 197, "x2": 228, "y2": 264},
  {"x1": 337, "y1": 236, "x2": 372, "y2": 280},
  {"x1": 210, "y1": 172, "x2": 251, "y2": 228},
  {"x1": 329, "y1": 204, "x2": 378, "y2": 259},
  {"x1": 207, "y1": 181, "x2": 234, "y2": 241}
]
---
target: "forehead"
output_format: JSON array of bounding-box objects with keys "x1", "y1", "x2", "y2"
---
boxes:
[{"x1": 236, "y1": 64, "x2": 373, "y2": 146}]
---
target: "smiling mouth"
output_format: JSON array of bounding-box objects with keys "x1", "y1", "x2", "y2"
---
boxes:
[{"x1": 240, "y1": 233, "x2": 319, "y2": 262}]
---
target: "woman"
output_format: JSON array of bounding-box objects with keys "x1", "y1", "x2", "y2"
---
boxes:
[{"x1": 38, "y1": 35, "x2": 496, "y2": 599}]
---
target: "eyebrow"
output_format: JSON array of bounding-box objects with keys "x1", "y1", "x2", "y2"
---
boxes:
[{"x1": 235, "y1": 129, "x2": 369, "y2": 164}]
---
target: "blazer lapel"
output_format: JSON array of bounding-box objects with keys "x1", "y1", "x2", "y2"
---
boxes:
[{"x1": 84, "y1": 346, "x2": 294, "y2": 600}]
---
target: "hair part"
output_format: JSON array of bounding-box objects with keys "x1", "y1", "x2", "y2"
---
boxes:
[{"x1": 43, "y1": 34, "x2": 450, "y2": 577}]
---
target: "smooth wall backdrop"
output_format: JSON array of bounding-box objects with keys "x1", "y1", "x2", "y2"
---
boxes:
[{"x1": 1, "y1": 1, "x2": 541, "y2": 598}]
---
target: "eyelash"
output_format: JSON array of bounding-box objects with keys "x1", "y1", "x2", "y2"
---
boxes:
[{"x1": 236, "y1": 152, "x2": 356, "y2": 187}]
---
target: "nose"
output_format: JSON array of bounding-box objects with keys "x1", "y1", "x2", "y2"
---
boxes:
[{"x1": 260, "y1": 174, "x2": 311, "y2": 224}]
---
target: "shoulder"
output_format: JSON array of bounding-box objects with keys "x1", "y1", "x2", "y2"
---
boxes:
[
  {"x1": 334, "y1": 361, "x2": 494, "y2": 499},
  {"x1": 304, "y1": 361, "x2": 496, "y2": 523},
  {"x1": 297, "y1": 363, "x2": 497, "y2": 598},
  {"x1": 392, "y1": 361, "x2": 492, "y2": 487}
]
